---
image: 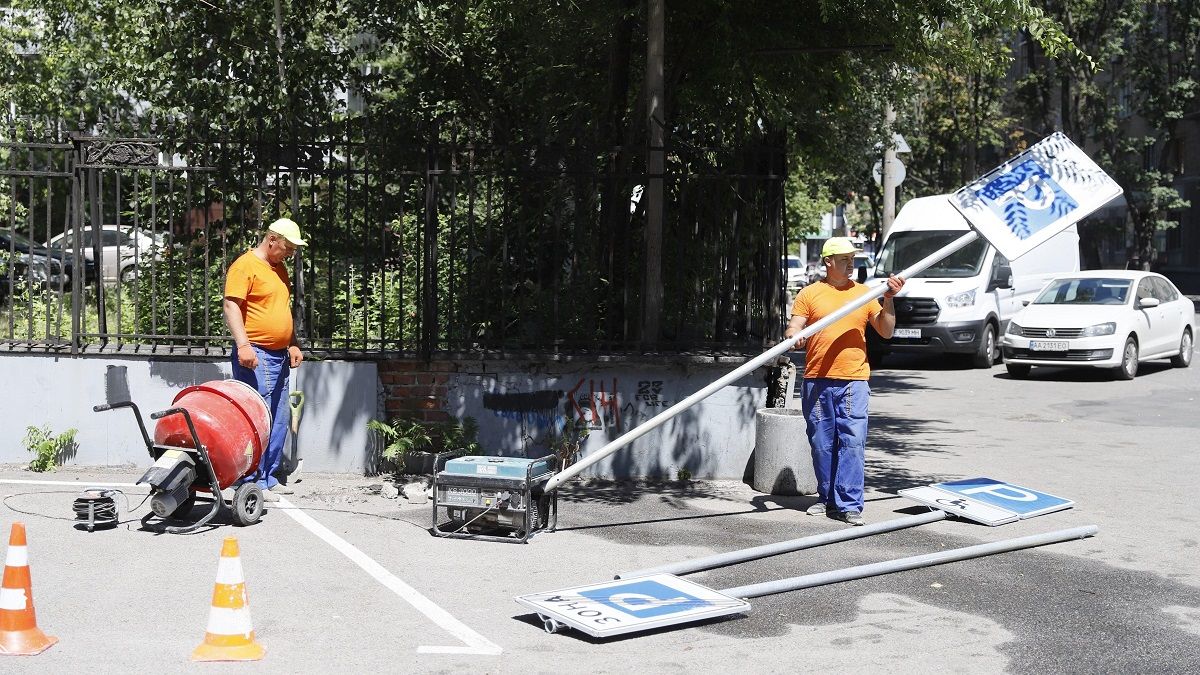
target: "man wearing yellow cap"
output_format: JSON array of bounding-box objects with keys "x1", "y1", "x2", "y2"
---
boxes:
[
  {"x1": 784, "y1": 237, "x2": 904, "y2": 525},
  {"x1": 222, "y1": 218, "x2": 307, "y2": 501}
]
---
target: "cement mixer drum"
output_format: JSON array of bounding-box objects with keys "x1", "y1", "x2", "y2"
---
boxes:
[{"x1": 153, "y1": 379, "x2": 271, "y2": 490}]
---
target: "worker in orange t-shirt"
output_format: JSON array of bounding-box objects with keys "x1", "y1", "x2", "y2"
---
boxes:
[
  {"x1": 223, "y1": 218, "x2": 307, "y2": 502},
  {"x1": 784, "y1": 237, "x2": 904, "y2": 526}
]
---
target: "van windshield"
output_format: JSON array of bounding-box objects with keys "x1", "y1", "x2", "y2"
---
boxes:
[{"x1": 874, "y1": 230, "x2": 988, "y2": 278}]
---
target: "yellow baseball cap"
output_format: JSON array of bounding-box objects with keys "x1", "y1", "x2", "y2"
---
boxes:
[
  {"x1": 268, "y1": 218, "x2": 307, "y2": 247},
  {"x1": 820, "y1": 237, "x2": 859, "y2": 257}
]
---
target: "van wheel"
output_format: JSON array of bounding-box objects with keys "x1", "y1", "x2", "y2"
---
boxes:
[
  {"x1": 1113, "y1": 336, "x2": 1138, "y2": 380},
  {"x1": 1170, "y1": 329, "x2": 1192, "y2": 368},
  {"x1": 971, "y1": 323, "x2": 998, "y2": 369},
  {"x1": 1005, "y1": 363, "x2": 1030, "y2": 379}
]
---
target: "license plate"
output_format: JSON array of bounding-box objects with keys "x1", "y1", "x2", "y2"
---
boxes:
[
  {"x1": 893, "y1": 328, "x2": 921, "y2": 339},
  {"x1": 1029, "y1": 340, "x2": 1069, "y2": 351}
]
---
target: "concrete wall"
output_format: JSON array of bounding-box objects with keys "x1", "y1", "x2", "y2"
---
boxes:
[
  {"x1": 0, "y1": 354, "x2": 378, "y2": 473},
  {"x1": 444, "y1": 359, "x2": 768, "y2": 480},
  {"x1": 1, "y1": 354, "x2": 772, "y2": 480}
]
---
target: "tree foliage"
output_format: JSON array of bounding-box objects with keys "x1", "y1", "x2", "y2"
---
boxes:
[{"x1": 0, "y1": 0, "x2": 1085, "y2": 349}]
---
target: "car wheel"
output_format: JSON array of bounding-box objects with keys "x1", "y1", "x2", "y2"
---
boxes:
[
  {"x1": 1005, "y1": 363, "x2": 1030, "y2": 379},
  {"x1": 1114, "y1": 336, "x2": 1138, "y2": 380},
  {"x1": 1170, "y1": 329, "x2": 1193, "y2": 368},
  {"x1": 119, "y1": 265, "x2": 138, "y2": 283},
  {"x1": 971, "y1": 323, "x2": 998, "y2": 369}
]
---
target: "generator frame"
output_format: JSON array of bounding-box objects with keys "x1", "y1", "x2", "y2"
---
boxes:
[{"x1": 431, "y1": 453, "x2": 558, "y2": 544}]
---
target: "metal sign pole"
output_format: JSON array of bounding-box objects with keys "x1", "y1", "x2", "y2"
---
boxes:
[
  {"x1": 720, "y1": 525, "x2": 1098, "y2": 599},
  {"x1": 615, "y1": 510, "x2": 947, "y2": 580},
  {"x1": 544, "y1": 231, "x2": 981, "y2": 492}
]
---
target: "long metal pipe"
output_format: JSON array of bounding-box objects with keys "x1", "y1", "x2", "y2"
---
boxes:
[
  {"x1": 720, "y1": 524, "x2": 1098, "y2": 599},
  {"x1": 545, "y1": 230, "x2": 982, "y2": 492},
  {"x1": 615, "y1": 510, "x2": 947, "y2": 579}
]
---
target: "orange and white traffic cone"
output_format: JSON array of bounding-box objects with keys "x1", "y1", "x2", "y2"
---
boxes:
[
  {"x1": 191, "y1": 537, "x2": 264, "y2": 661},
  {"x1": 0, "y1": 522, "x2": 58, "y2": 656}
]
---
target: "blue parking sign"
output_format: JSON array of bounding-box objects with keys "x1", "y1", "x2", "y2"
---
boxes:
[
  {"x1": 974, "y1": 159, "x2": 1079, "y2": 239},
  {"x1": 515, "y1": 573, "x2": 749, "y2": 638},
  {"x1": 951, "y1": 132, "x2": 1122, "y2": 261},
  {"x1": 936, "y1": 478, "x2": 1072, "y2": 516},
  {"x1": 900, "y1": 477, "x2": 1074, "y2": 526},
  {"x1": 580, "y1": 579, "x2": 710, "y2": 618}
]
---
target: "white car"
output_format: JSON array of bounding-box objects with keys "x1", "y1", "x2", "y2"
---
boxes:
[
  {"x1": 1001, "y1": 271, "x2": 1194, "y2": 380},
  {"x1": 45, "y1": 225, "x2": 167, "y2": 283},
  {"x1": 783, "y1": 255, "x2": 805, "y2": 288}
]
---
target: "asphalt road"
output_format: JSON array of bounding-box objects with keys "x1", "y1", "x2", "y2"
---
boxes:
[{"x1": 1, "y1": 322, "x2": 1197, "y2": 673}]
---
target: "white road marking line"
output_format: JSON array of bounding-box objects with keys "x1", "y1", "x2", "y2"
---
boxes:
[
  {"x1": 0, "y1": 479, "x2": 502, "y2": 655},
  {"x1": 275, "y1": 497, "x2": 503, "y2": 656},
  {"x1": 0, "y1": 479, "x2": 140, "y2": 487}
]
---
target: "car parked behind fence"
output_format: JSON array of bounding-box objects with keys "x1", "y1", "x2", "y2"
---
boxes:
[
  {"x1": 0, "y1": 227, "x2": 94, "y2": 286},
  {"x1": 45, "y1": 225, "x2": 168, "y2": 284}
]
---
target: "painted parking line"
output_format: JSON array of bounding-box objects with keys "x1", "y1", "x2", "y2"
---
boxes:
[
  {"x1": 275, "y1": 497, "x2": 503, "y2": 655},
  {"x1": 1, "y1": 479, "x2": 502, "y2": 655},
  {"x1": 0, "y1": 479, "x2": 140, "y2": 487}
]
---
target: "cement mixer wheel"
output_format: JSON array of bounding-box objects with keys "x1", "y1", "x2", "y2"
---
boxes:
[{"x1": 232, "y1": 483, "x2": 265, "y2": 526}]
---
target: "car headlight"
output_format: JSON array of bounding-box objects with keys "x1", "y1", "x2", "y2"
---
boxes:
[
  {"x1": 944, "y1": 289, "x2": 976, "y2": 308},
  {"x1": 1006, "y1": 321, "x2": 1023, "y2": 336},
  {"x1": 1078, "y1": 322, "x2": 1116, "y2": 337}
]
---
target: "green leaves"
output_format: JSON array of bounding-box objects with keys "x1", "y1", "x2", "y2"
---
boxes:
[{"x1": 23, "y1": 424, "x2": 77, "y2": 472}]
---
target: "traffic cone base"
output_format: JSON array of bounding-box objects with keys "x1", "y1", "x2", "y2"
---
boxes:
[
  {"x1": 0, "y1": 523, "x2": 57, "y2": 656},
  {"x1": 192, "y1": 537, "x2": 264, "y2": 662},
  {"x1": 192, "y1": 636, "x2": 265, "y2": 661},
  {"x1": 0, "y1": 628, "x2": 59, "y2": 656}
]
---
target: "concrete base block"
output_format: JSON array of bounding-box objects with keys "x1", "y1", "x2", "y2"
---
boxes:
[{"x1": 751, "y1": 408, "x2": 816, "y2": 496}]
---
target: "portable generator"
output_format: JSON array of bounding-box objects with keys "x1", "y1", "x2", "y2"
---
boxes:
[{"x1": 431, "y1": 454, "x2": 558, "y2": 543}]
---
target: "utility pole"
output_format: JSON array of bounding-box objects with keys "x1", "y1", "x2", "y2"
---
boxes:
[
  {"x1": 881, "y1": 101, "x2": 897, "y2": 242},
  {"x1": 643, "y1": 0, "x2": 664, "y2": 347}
]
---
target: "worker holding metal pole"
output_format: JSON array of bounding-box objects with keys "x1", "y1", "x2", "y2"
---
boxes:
[
  {"x1": 786, "y1": 237, "x2": 904, "y2": 526},
  {"x1": 544, "y1": 231, "x2": 980, "y2": 493}
]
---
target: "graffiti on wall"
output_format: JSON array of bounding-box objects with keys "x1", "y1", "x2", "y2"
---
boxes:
[
  {"x1": 482, "y1": 390, "x2": 563, "y2": 429},
  {"x1": 481, "y1": 377, "x2": 673, "y2": 434}
]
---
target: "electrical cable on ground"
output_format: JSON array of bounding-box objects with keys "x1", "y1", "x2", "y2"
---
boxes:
[{"x1": 2, "y1": 489, "x2": 151, "y2": 529}]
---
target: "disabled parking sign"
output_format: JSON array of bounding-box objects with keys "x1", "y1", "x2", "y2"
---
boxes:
[
  {"x1": 951, "y1": 132, "x2": 1122, "y2": 261},
  {"x1": 515, "y1": 573, "x2": 749, "y2": 638},
  {"x1": 900, "y1": 477, "x2": 1074, "y2": 526}
]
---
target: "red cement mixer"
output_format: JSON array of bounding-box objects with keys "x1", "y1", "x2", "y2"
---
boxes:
[{"x1": 94, "y1": 379, "x2": 271, "y2": 533}]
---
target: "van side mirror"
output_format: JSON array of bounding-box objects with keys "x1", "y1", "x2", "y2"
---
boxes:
[
  {"x1": 988, "y1": 264, "x2": 1013, "y2": 291},
  {"x1": 1138, "y1": 297, "x2": 1160, "y2": 309}
]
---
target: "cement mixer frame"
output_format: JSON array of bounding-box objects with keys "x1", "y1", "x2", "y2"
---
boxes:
[{"x1": 94, "y1": 400, "x2": 265, "y2": 533}]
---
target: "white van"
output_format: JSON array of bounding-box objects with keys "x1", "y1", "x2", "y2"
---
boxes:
[{"x1": 867, "y1": 194, "x2": 1080, "y2": 368}]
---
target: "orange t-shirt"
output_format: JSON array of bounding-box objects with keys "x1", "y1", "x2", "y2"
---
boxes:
[
  {"x1": 224, "y1": 250, "x2": 293, "y2": 350},
  {"x1": 791, "y1": 281, "x2": 881, "y2": 380}
]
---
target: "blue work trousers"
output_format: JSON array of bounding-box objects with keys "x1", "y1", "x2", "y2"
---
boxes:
[
  {"x1": 231, "y1": 345, "x2": 290, "y2": 490},
  {"x1": 801, "y1": 378, "x2": 870, "y2": 513}
]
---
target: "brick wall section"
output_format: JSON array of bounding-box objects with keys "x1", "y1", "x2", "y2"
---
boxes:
[{"x1": 378, "y1": 360, "x2": 454, "y2": 422}]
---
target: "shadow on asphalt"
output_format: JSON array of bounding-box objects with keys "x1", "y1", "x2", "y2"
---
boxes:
[
  {"x1": 991, "y1": 360, "x2": 1176, "y2": 382},
  {"x1": 866, "y1": 412, "x2": 965, "y2": 493},
  {"x1": 875, "y1": 353, "x2": 979, "y2": 372},
  {"x1": 555, "y1": 504, "x2": 788, "y2": 532},
  {"x1": 559, "y1": 480, "x2": 746, "y2": 506}
]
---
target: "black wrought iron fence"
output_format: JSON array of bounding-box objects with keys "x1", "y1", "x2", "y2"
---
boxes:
[{"x1": 1, "y1": 115, "x2": 787, "y2": 356}]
